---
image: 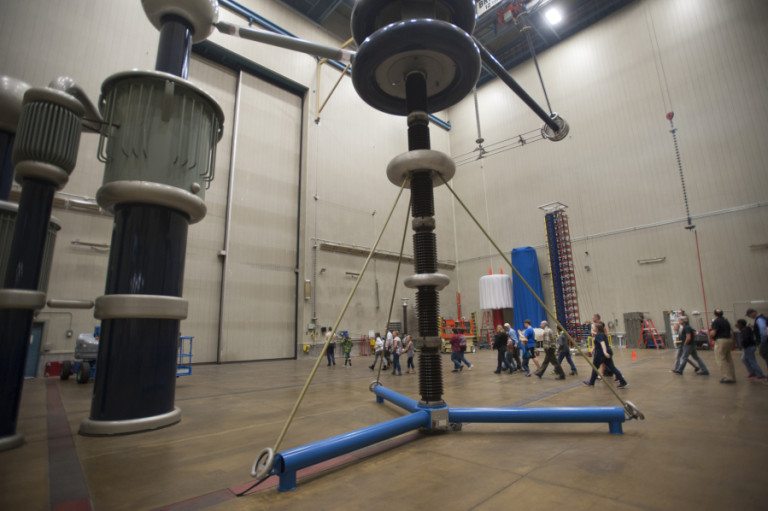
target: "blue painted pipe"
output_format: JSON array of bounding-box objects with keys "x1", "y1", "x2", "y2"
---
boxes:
[
  {"x1": 273, "y1": 410, "x2": 430, "y2": 491},
  {"x1": 449, "y1": 406, "x2": 625, "y2": 434},
  {"x1": 372, "y1": 385, "x2": 421, "y2": 413}
]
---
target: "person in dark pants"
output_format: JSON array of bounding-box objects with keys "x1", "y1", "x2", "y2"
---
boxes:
[
  {"x1": 535, "y1": 321, "x2": 565, "y2": 380},
  {"x1": 521, "y1": 319, "x2": 538, "y2": 376},
  {"x1": 709, "y1": 309, "x2": 735, "y2": 383},
  {"x1": 556, "y1": 328, "x2": 578, "y2": 375},
  {"x1": 736, "y1": 319, "x2": 765, "y2": 380},
  {"x1": 325, "y1": 326, "x2": 336, "y2": 366},
  {"x1": 492, "y1": 325, "x2": 509, "y2": 374},
  {"x1": 671, "y1": 316, "x2": 709, "y2": 375},
  {"x1": 584, "y1": 322, "x2": 628, "y2": 388}
]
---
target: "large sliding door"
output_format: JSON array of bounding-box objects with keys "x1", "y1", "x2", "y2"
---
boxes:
[{"x1": 221, "y1": 73, "x2": 302, "y2": 361}]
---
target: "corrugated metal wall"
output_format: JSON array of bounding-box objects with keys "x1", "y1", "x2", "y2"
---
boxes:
[{"x1": 447, "y1": 0, "x2": 768, "y2": 332}]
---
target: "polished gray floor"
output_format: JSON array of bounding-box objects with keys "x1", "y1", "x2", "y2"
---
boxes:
[{"x1": 2, "y1": 348, "x2": 766, "y2": 510}]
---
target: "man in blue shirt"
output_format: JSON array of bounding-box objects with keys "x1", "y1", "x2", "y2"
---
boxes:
[
  {"x1": 746, "y1": 308, "x2": 768, "y2": 372},
  {"x1": 521, "y1": 319, "x2": 539, "y2": 376},
  {"x1": 504, "y1": 323, "x2": 521, "y2": 372}
]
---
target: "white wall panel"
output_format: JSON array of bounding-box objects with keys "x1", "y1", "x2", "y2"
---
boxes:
[
  {"x1": 447, "y1": 0, "x2": 768, "y2": 334},
  {"x1": 221, "y1": 73, "x2": 302, "y2": 361},
  {"x1": 180, "y1": 56, "x2": 238, "y2": 363}
]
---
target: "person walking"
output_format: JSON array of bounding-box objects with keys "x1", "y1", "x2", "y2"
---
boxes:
[
  {"x1": 504, "y1": 323, "x2": 521, "y2": 373},
  {"x1": 521, "y1": 320, "x2": 539, "y2": 376},
  {"x1": 325, "y1": 326, "x2": 336, "y2": 367},
  {"x1": 671, "y1": 316, "x2": 709, "y2": 375},
  {"x1": 584, "y1": 322, "x2": 628, "y2": 388},
  {"x1": 456, "y1": 329, "x2": 473, "y2": 370},
  {"x1": 736, "y1": 319, "x2": 765, "y2": 380},
  {"x1": 369, "y1": 332, "x2": 384, "y2": 370},
  {"x1": 710, "y1": 309, "x2": 735, "y2": 384},
  {"x1": 383, "y1": 330, "x2": 393, "y2": 371},
  {"x1": 556, "y1": 328, "x2": 578, "y2": 375},
  {"x1": 450, "y1": 329, "x2": 464, "y2": 372},
  {"x1": 492, "y1": 325, "x2": 509, "y2": 374},
  {"x1": 391, "y1": 330, "x2": 403, "y2": 376},
  {"x1": 404, "y1": 334, "x2": 415, "y2": 374},
  {"x1": 746, "y1": 308, "x2": 768, "y2": 373},
  {"x1": 341, "y1": 332, "x2": 353, "y2": 367},
  {"x1": 535, "y1": 321, "x2": 565, "y2": 380}
]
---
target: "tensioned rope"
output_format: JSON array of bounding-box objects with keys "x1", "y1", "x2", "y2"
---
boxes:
[
  {"x1": 375, "y1": 197, "x2": 412, "y2": 385},
  {"x1": 269, "y1": 179, "x2": 409, "y2": 456},
  {"x1": 438, "y1": 174, "x2": 644, "y2": 419}
]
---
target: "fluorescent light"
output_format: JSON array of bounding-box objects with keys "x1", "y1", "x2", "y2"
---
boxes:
[{"x1": 545, "y1": 7, "x2": 563, "y2": 25}]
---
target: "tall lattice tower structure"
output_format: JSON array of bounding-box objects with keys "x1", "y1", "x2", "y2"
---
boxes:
[{"x1": 541, "y1": 202, "x2": 581, "y2": 336}]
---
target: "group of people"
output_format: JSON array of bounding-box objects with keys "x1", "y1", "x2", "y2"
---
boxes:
[
  {"x1": 369, "y1": 330, "x2": 414, "y2": 376},
  {"x1": 678, "y1": 308, "x2": 768, "y2": 383},
  {"x1": 489, "y1": 320, "x2": 579, "y2": 380}
]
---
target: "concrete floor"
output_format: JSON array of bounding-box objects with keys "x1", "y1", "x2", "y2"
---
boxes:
[{"x1": 2, "y1": 348, "x2": 766, "y2": 510}]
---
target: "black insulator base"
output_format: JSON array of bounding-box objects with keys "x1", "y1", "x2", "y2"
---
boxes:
[
  {"x1": 89, "y1": 204, "x2": 188, "y2": 422},
  {"x1": 3, "y1": 179, "x2": 55, "y2": 289},
  {"x1": 0, "y1": 178, "x2": 56, "y2": 438},
  {"x1": 90, "y1": 318, "x2": 180, "y2": 421},
  {"x1": 0, "y1": 309, "x2": 35, "y2": 436},
  {"x1": 418, "y1": 348, "x2": 444, "y2": 403}
]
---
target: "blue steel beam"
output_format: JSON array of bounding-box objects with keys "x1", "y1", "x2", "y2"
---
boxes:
[
  {"x1": 372, "y1": 385, "x2": 421, "y2": 413},
  {"x1": 448, "y1": 406, "x2": 625, "y2": 434},
  {"x1": 273, "y1": 410, "x2": 430, "y2": 491}
]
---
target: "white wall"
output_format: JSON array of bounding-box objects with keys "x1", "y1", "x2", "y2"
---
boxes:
[{"x1": 447, "y1": 0, "x2": 768, "y2": 333}]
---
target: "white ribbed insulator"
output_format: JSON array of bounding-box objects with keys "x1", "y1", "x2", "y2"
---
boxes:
[{"x1": 478, "y1": 274, "x2": 513, "y2": 310}]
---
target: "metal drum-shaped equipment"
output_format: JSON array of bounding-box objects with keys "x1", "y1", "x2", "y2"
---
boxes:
[
  {"x1": 96, "y1": 70, "x2": 224, "y2": 223},
  {"x1": 0, "y1": 201, "x2": 61, "y2": 295}
]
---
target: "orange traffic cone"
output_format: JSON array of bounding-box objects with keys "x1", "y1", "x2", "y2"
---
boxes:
[{"x1": 631, "y1": 350, "x2": 637, "y2": 361}]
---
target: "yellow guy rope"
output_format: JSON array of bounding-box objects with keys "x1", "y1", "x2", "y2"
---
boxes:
[{"x1": 271, "y1": 180, "x2": 408, "y2": 455}]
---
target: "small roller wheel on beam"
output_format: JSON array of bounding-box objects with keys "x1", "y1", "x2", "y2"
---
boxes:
[
  {"x1": 352, "y1": 20, "x2": 480, "y2": 116},
  {"x1": 541, "y1": 112, "x2": 569, "y2": 141},
  {"x1": 351, "y1": 0, "x2": 477, "y2": 45}
]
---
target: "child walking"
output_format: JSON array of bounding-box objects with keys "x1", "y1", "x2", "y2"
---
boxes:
[{"x1": 341, "y1": 332, "x2": 353, "y2": 366}]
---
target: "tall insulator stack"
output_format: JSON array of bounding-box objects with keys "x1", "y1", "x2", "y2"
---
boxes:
[{"x1": 545, "y1": 208, "x2": 580, "y2": 336}]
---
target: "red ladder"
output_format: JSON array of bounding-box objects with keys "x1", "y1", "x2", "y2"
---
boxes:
[{"x1": 638, "y1": 319, "x2": 665, "y2": 349}]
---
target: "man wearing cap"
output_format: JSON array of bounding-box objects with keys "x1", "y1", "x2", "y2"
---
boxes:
[
  {"x1": 746, "y1": 308, "x2": 768, "y2": 372},
  {"x1": 709, "y1": 309, "x2": 735, "y2": 383}
]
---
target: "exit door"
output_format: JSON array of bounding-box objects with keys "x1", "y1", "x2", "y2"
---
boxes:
[{"x1": 25, "y1": 322, "x2": 44, "y2": 378}]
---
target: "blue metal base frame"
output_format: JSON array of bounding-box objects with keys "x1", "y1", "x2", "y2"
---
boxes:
[{"x1": 270, "y1": 385, "x2": 625, "y2": 491}]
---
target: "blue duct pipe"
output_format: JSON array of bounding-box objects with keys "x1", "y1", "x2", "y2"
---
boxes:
[
  {"x1": 273, "y1": 410, "x2": 430, "y2": 491},
  {"x1": 218, "y1": 0, "x2": 451, "y2": 131},
  {"x1": 449, "y1": 406, "x2": 625, "y2": 434},
  {"x1": 372, "y1": 385, "x2": 421, "y2": 413}
]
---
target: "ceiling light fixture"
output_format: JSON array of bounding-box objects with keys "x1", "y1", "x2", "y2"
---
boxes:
[{"x1": 545, "y1": 6, "x2": 563, "y2": 25}]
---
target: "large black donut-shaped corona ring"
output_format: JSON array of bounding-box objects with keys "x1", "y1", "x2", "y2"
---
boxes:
[
  {"x1": 351, "y1": 0, "x2": 477, "y2": 45},
  {"x1": 352, "y1": 19, "x2": 480, "y2": 116}
]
